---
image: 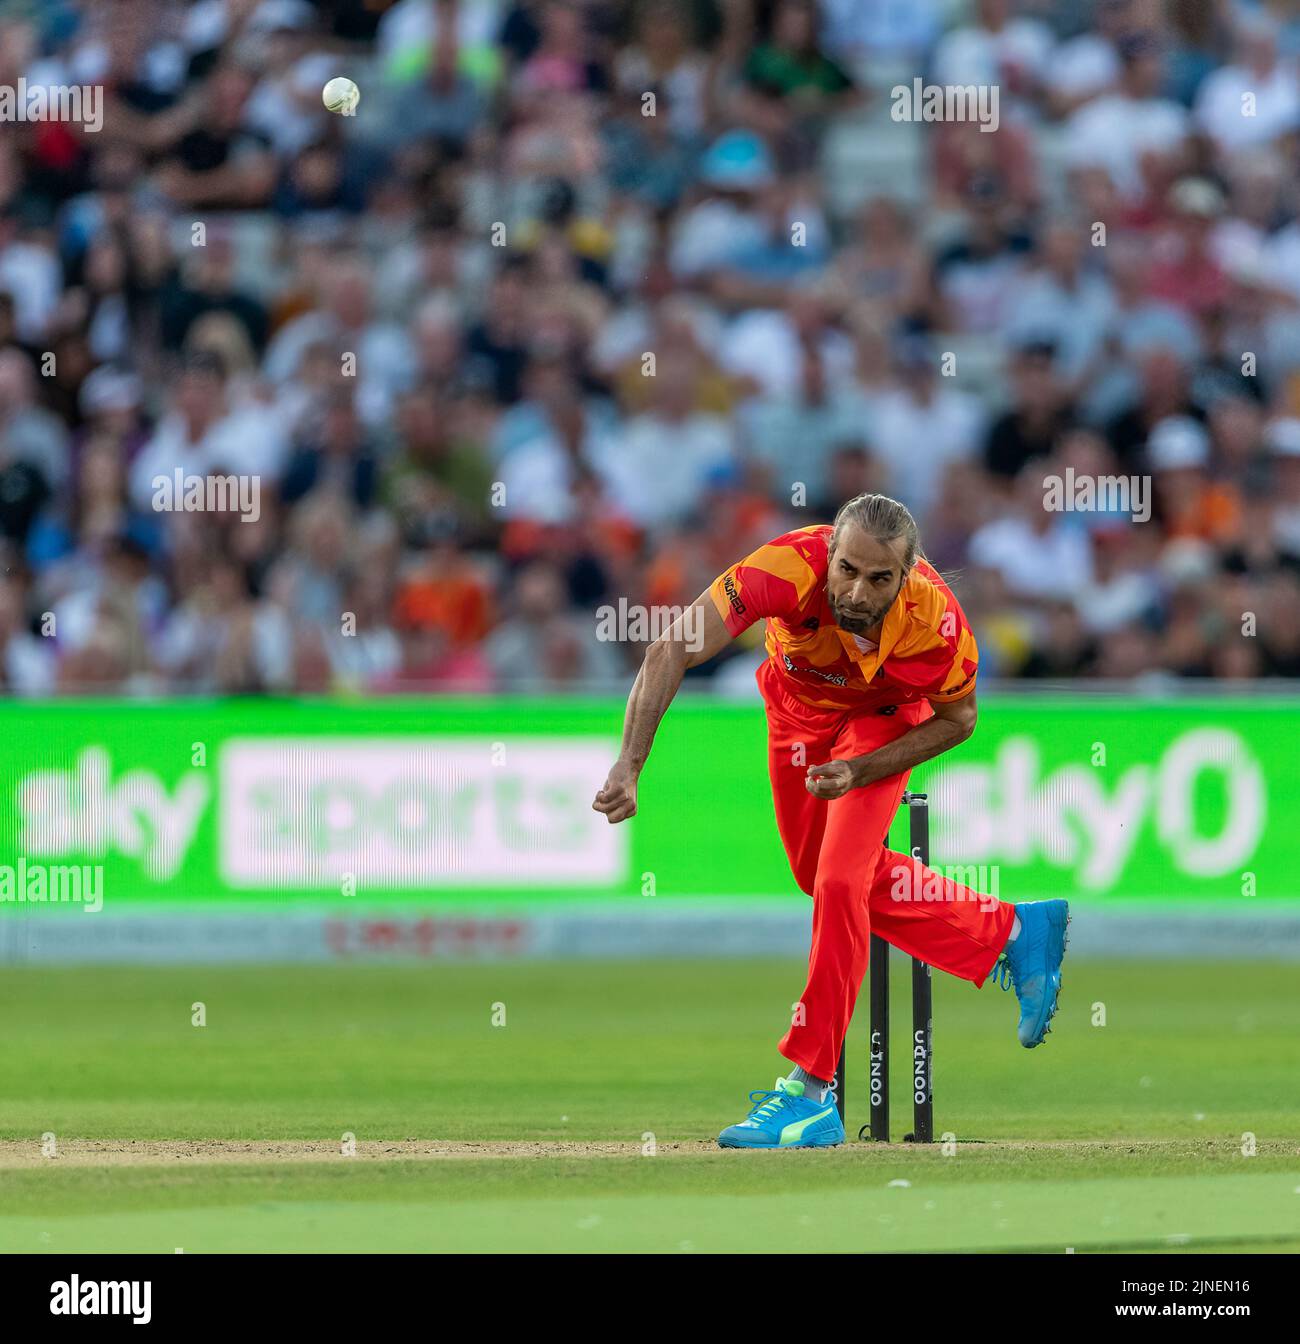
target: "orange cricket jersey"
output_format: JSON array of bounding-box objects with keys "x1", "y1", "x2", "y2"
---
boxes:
[{"x1": 707, "y1": 524, "x2": 979, "y2": 712}]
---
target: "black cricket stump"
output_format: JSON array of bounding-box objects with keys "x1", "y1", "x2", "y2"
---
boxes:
[{"x1": 858, "y1": 791, "x2": 935, "y2": 1143}]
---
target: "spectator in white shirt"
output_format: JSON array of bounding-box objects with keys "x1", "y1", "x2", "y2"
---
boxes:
[
  {"x1": 264, "y1": 258, "x2": 414, "y2": 426},
  {"x1": 818, "y1": 0, "x2": 942, "y2": 76},
  {"x1": 603, "y1": 348, "x2": 735, "y2": 530},
  {"x1": 1194, "y1": 13, "x2": 1300, "y2": 153},
  {"x1": 1065, "y1": 33, "x2": 1190, "y2": 200},
  {"x1": 1043, "y1": 0, "x2": 1131, "y2": 117},
  {"x1": 968, "y1": 462, "x2": 1095, "y2": 603},
  {"x1": 867, "y1": 336, "x2": 985, "y2": 523},
  {"x1": 129, "y1": 351, "x2": 288, "y2": 512},
  {"x1": 1002, "y1": 220, "x2": 1116, "y2": 387},
  {"x1": 0, "y1": 208, "x2": 61, "y2": 343},
  {"x1": 497, "y1": 358, "x2": 618, "y2": 525},
  {"x1": 931, "y1": 0, "x2": 1055, "y2": 105}
]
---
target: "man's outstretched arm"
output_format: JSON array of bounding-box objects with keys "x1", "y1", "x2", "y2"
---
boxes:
[{"x1": 592, "y1": 593, "x2": 734, "y2": 824}]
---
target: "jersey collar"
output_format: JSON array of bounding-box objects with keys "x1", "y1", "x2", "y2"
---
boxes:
[{"x1": 834, "y1": 583, "x2": 911, "y2": 680}]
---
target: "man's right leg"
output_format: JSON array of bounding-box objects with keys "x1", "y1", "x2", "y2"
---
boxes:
[
  {"x1": 714, "y1": 663, "x2": 847, "y2": 1145},
  {"x1": 776, "y1": 766, "x2": 904, "y2": 1085},
  {"x1": 760, "y1": 661, "x2": 840, "y2": 898}
]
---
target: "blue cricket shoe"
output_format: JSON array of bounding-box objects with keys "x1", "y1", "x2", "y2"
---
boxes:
[
  {"x1": 717, "y1": 1077, "x2": 845, "y2": 1149},
  {"x1": 989, "y1": 899, "x2": 1070, "y2": 1047}
]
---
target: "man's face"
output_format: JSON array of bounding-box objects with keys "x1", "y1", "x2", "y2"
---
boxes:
[
  {"x1": 826, "y1": 525, "x2": 910, "y2": 634},
  {"x1": 1126, "y1": 52, "x2": 1161, "y2": 98},
  {"x1": 177, "y1": 370, "x2": 222, "y2": 424}
]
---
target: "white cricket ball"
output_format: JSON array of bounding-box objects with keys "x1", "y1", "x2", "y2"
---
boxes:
[{"x1": 322, "y1": 77, "x2": 360, "y2": 116}]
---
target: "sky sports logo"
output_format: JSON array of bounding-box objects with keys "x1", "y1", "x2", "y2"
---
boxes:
[
  {"x1": 50, "y1": 1275, "x2": 151, "y2": 1323},
  {"x1": 12, "y1": 741, "x2": 625, "y2": 888}
]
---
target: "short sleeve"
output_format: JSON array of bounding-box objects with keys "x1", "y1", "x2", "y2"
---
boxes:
[
  {"x1": 886, "y1": 566, "x2": 980, "y2": 702},
  {"x1": 708, "y1": 534, "x2": 822, "y2": 637},
  {"x1": 927, "y1": 613, "x2": 979, "y2": 702}
]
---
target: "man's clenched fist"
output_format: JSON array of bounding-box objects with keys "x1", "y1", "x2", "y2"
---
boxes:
[
  {"x1": 805, "y1": 759, "x2": 859, "y2": 800},
  {"x1": 593, "y1": 760, "x2": 639, "y2": 823}
]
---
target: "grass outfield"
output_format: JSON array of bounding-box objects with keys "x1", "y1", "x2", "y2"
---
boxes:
[{"x1": 0, "y1": 960, "x2": 1297, "y2": 1253}]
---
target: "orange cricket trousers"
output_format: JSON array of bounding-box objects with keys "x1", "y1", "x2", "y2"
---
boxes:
[{"x1": 758, "y1": 659, "x2": 1017, "y2": 1083}]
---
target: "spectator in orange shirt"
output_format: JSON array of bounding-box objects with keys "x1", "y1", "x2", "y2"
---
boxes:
[
  {"x1": 1146, "y1": 416, "x2": 1242, "y2": 544},
  {"x1": 392, "y1": 535, "x2": 494, "y2": 647}
]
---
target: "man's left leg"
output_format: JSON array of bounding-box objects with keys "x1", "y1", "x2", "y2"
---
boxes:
[
  {"x1": 867, "y1": 841, "x2": 1069, "y2": 1048},
  {"x1": 866, "y1": 843, "x2": 1015, "y2": 989},
  {"x1": 777, "y1": 703, "x2": 1065, "y2": 1083},
  {"x1": 778, "y1": 767, "x2": 1065, "y2": 1082}
]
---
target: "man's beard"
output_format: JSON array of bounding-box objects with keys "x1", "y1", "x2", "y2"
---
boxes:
[
  {"x1": 827, "y1": 580, "x2": 901, "y2": 634},
  {"x1": 830, "y1": 602, "x2": 884, "y2": 634}
]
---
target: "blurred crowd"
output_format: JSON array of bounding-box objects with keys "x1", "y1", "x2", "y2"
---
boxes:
[{"x1": 2, "y1": 0, "x2": 1300, "y2": 694}]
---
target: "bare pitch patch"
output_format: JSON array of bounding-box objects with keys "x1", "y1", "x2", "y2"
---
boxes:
[
  {"x1": 1, "y1": 1137, "x2": 1291, "y2": 1169},
  {"x1": 0, "y1": 1139, "x2": 720, "y2": 1168}
]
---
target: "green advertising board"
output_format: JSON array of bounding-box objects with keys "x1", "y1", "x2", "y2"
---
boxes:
[{"x1": 0, "y1": 695, "x2": 1293, "y2": 910}]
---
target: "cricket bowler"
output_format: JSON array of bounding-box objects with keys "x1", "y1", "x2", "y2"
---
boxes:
[{"x1": 593, "y1": 493, "x2": 1069, "y2": 1149}]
